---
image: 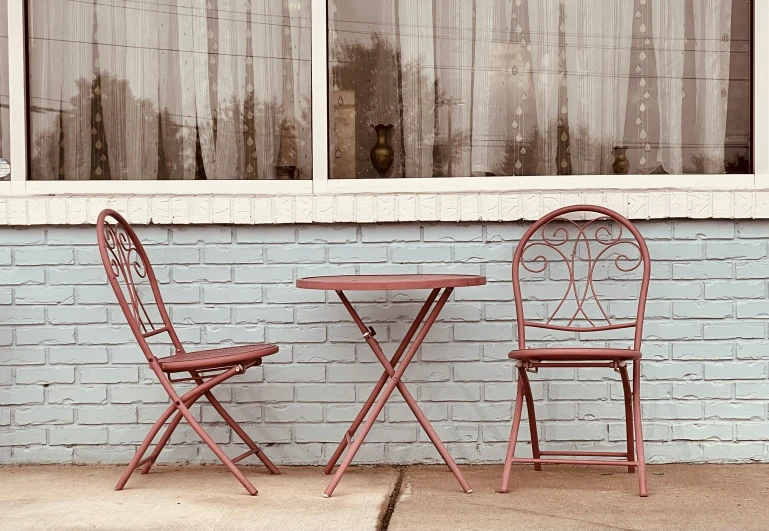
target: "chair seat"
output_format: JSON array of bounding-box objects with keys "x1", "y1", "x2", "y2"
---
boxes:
[
  {"x1": 509, "y1": 348, "x2": 642, "y2": 362},
  {"x1": 158, "y1": 344, "x2": 279, "y2": 373}
]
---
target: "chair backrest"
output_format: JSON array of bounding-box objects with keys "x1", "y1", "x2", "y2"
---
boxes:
[
  {"x1": 96, "y1": 209, "x2": 183, "y2": 362},
  {"x1": 512, "y1": 205, "x2": 651, "y2": 351}
]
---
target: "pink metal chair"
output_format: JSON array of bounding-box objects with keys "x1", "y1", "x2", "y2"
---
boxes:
[
  {"x1": 96, "y1": 209, "x2": 280, "y2": 495},
  {"x1": 500, "y1": 205, "x2": 650, "y2": 497}
]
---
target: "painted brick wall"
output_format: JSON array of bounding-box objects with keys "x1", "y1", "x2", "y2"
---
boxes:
[{"x1": 0, "y1": 220, "x2": 767, "y2": 465}]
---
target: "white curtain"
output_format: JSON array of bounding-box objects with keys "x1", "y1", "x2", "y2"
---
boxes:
[
  {"x1": 693, "y1": 0, "x2": 732, "y2": 174},
  {"x1": 28, "y1": 0, "x2": 310, "y2": 180},
  {"x1": 527, "y1": 0, "x2": 561, "y2": 176},
  {"x1": 563, "y1": 0, "x2": 634, "y2": 175},
  {"x1": 397, "y1": 0, "x2": 435, "y2": 178},
  {"x1": 652, "y1": 0, "x2": 686, "y2": 174}
]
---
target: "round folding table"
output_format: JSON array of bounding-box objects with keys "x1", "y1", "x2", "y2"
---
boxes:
[{"x1": 296, "y1": 274, "x2": 486, "y2": 497}]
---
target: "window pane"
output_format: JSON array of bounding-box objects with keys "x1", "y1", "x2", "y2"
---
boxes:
[
  {"x1": 0, "y1": 0, "x2": 9, "y2": 177},
  {"x1": 27, "y1": 0, "x2": 311, "y2": 181},
  {"x1": 328, "y1": 0, "x2": 751, "y2": 178}
]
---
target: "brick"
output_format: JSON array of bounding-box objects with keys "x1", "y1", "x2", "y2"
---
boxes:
[
  {"x1": 706, "y1": 242, "x2": 766, "y2": 260},
  {"x1": 392, "y1": 246, "x2": 451, "y2": 263},
  {"x1": 736, "y1": 424, "x2": 769, "y2": 441},
  {"x1": 15, "y1": 287, "x2": 74, "y2": 305},
  {"x1": 237, "y1": 226, "x2": 296, "y2": 244},
  {"x1": 700, "y1": 443, "x2": 766, "y2": 462},
  {"x1": 671, "y1": 342, "x2": 732, "y2": 361},
  {"x1": 644, "y1": 322, "x2": 702, "y2": 340},
  {"x1": 15, "y1": 367, "x2": 75, "y2": 385},
  {"x1": 45, "y1": 228, "x2": 102, "y2": 246},
  {"x1": 80, "y1": 367, "x2": 139, "y2": 384},
  {"x1": 16, "y1": 327, "x2": 76, "y2": 346},
  {"x1": 673, "y1": 220, "x2": 735, "y2": 239},
  {"x1": 48, "y1": 386, "x2": 107, "y2": 405},
  {"x1": 0, "y1": 307, "x2": 45, "y2": 325},
  {"x1": 0, "y1": 387, "x2": 44, "y2": 405},
  {"x1": 204, "y1": 246, "x2": 263, "y2": 264},
  {"x1": 736, "y1": 302, "x2": 769, "y2": 319},
  {"x1": 144, "y1": 247, "x2": 200, "y2": 265},
  {"x1": 298, "y1": 225, "x2": 357, "y2": 244},
  {"x1": 703, "y1": 323, "x2": 765, "y2": 340},
  {"x1": 736, "y1": 382, "x2": 769, "y2": 399},
  {"x1": 14, "y1": 247, "x2": 74, "y2": 265},
  {"x1": 643, "y1": 403, "x2": 701, "y2": 420},
  {"x1": 49, "y1": 427, "x2": 108, "y2": 445},
  {"x1": 705, "y1": 402, "x2": 765, "y2": 420},
  {"x1": 14, "y1": 407, "x2": 74, "y2": 426},
  {"x1": 645, "y1": 242, "x2": 702, "y2": 260},
  {"x1": 609, "y1": 422, "x2": 670, "y2": 442},
  {"x1": 0, "y1": 429, "x2": 46, "y2": 446},
  {"x1": 454, "y1": 323, "x2": 513, "y2": 341},
  {"x1": 204, "y1": 325, "x2": 265, "y2": 344},
  {"x1": 264, "y1": 405, "x2": 323, "y2": 423},
  {"x1": 672, "y1": 382, "x2": 732, "y2": 400},
  {"x1": 0, "y1": 248, "x2": 9, "y2": 265},
  {"x1": 549, "y1": 383, "x2": 607, "y2": 401},
  {"x1": 420, "y1": 384, "x2": 481, "y2": 402},
  {"x1": 295, "y1": 384, "x2": 355, "y2": 403},
  {"x1": 172, "y1": 226, "x2": 232, "y2": 245},
  {"x1": 544, "y1": 423, "x2": 605, "y2": 442},
  {"x1": 672, "y1": 423, "x2": 732, "y2": 441},
  {"x1": 705, "y1": 281, "x2": 766, "y2": 300},
  {"x1": 203, "y1": 286, "x2": 262, "y2": 304},
  {"x1": 736, "y1": 342, "x2": 769, "y2": 360},
  {"x1": 49, "y1": 347, "x2": 109, "y2": 365},
  {"x1": 232, "y1": 385, "x2": 294, "y2": 403},
  {"x1": 77, "y1": 326, "x2": 137, "y2": 345},
  {"x1": 0, "y1": 228, "x2": 45, "y2": 245},
  {"x1": 735, "y1": 262, "x2": 769, "y2": 279},
  {"x1": 389, "y1": 403, "x2": 448, "y2": 422},
  {"x1": 422, "y1": 344, "x2": 480, "y2": 362},
  {"x1": 705, "y1": 362, "x2": 767, "y2": 380},
  {"x1": 328, "y1": 245, "x2": 387, "y2": 263},
  {"x1": 294, "y1": 344, "x2": 355, "y2": 363},
  {"x1": 48, "y1": 267, "x2": 106, "y2": 285},
  {"x1": 172, "y1": 266, "x2": 231, "y2": 283},
  {"x1": 423, "y1": 224, "x2": 482, "y2": 242},
  {"x1": 672, "y1": 262, "x2": 733, "y2": 280},
  {"x1": 78, "y1": 406, "x2": 137, "y2": 425},
  {"x1": 453, "y1": 404, "x2": 511, "y2": 422},
  {"x1": 267, "y1": 326, "x2": 325, "y2": 344},
  {"x1": 233, "y1": 265, "x2": 293, "y2": 284},
  {"x1": 454, "y1": 363, "x2": 513, "y2": 382},
  {"x1": 0, "y1": 267, "x2": 45, "y2": 285},
  {"x1": 265, "y1": 246, "x2": 324, "y2": 264},
  {"x1": 173, "y1": 306, "x2": 231, "y2": 325},
  {"x1": 672, "y1": 302, "x2": 733, "y2": 319},
  {"x1": 12, "y1": 446, "x2": 73, "y2": 464},
  {"x1": 48, "y1": 307, "x2": 108, "y2": 325},
  {"x1": 265, "y1": 365, "x2": 324, "y2": 383},
  {"x1": 642, "y1": 362, "x2": 703, "y2": 381},
  {"x1": 361, "y1": 224, "x2": 420, "y2": 242}
]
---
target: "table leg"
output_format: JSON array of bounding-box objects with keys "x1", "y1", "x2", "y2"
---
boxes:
[
  {"x1": 323, "y1": 289, "x2": 440, "y2": 474},
  {"x1": 324, "y1": 288, "x2": 471, "y2": 497}
]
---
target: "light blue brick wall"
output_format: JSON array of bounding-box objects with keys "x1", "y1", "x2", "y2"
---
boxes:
[{"x1": 0, "y1": 220, "x2": 767, "y2": 465}]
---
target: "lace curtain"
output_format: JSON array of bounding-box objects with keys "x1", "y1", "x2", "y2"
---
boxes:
[
  {"x1": 330, "y1": 0, "x2": 741, "y2": 178},
  {"x1": 28, "y1": 0, "x2": 311, "y2": 181}
]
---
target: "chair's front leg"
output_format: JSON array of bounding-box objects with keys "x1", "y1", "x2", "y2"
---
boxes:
[
  {"x1": 518, "y1": 367, "x2": 541, "y2": 471},
  {"x1": 116, "y1": 402, "x2": 177, "y2": 490},
  {"x1": 619, "y1": 364, "x2": 636, "y2": 473},
  {"x1": 632, "y1": 360, "x2": 648, "y2": 497},
  {"x1": 500, "y1": 378, "x2": 525, "y2": 494}
]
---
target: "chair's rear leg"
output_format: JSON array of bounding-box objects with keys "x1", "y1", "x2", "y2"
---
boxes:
[
  {"x1": 140, "y1": 410, "x2": 184, "y2": 474},
  {"x1": 500, "y1": 378, "x2": 525, "y2": 494},
  {"x1": 204, "y1": 391, "x2": 280, "y2": 475},
  {"x1": 619, "y1": 364, "x2": 636, "y2": 473},
  {"x1": 180, "y1": 405, "x2": 258, "y2": 495},
  {"x1": 116, "y1": 403, "x2": 177, "y2": 491},
  {"x1": 518, "y1": 367, "x2": 541, "y2": 471},
  {"x1": 632, "y1": 361, "x2": 648, "y2": 497}
]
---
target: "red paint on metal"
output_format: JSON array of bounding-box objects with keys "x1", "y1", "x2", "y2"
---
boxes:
[
  {"x1": 502, "y1": 205, "x2": 650, "y2": 497},
  {"x1": 97, "y1": 209, "x2": 280, "y2": 495},
  {"x1": 296, "y1": 274, "x2": 486, "y2": 291}
]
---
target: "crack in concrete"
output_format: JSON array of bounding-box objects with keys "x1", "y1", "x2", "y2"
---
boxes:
[{"x1": 379, "y1": 466, "x2": 406, "y2": 531}]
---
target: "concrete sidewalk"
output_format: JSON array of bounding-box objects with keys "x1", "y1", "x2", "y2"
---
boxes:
[{"x1": 1, "y1": 464, "x2": 768, "y2": 531}]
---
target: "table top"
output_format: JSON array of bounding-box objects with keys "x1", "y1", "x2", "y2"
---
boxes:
[{"x1": 296, "y1": 274, "x2": 486, "y2": 291}]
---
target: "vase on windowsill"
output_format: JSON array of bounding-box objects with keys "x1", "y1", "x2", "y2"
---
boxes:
[
  {"x1": 370, "y1": 124, "x2": 395, "y2": 178},
  {"x1": 613, "y1": 146, "x2": 630, "y2": 174},
  {"x1": 275, "y1": 118, "x2": 299, "y2": 180}
]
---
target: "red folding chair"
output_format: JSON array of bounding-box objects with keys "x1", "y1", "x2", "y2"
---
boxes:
[
  {"x1": 96, "y1": 209, "x2": 280, "y2": 495},
  {"x1": 501, "y1": 205, "x2": 650, "y2": 497}
]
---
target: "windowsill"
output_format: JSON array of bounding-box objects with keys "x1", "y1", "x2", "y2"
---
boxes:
[{"x1": 0, "y1": 175, "x2": 767, "y2": 225}]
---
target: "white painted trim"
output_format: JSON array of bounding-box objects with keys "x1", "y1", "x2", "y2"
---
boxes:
[
  {"x1": 1, "y1": 190, "x2": 767, "y2": 225},
  {"x1": 7, "y1": 0, "x2": 26, "y2": 185},
  {"x1": 310, "y1": 0, "x2": 329, "y2": 195}
]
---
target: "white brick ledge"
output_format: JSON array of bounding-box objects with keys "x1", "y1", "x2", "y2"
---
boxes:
[{"x1": 1, "y1": 190, "x2": 768, "y2": 225}]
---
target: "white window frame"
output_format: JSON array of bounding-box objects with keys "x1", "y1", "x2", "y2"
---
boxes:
[{"x1": 0, "y1": 0, "x2": 767, "y2": 224}]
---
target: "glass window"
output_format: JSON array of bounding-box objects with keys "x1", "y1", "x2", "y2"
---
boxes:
[
  {"x1": 27, "y1": 0, "x2": 311, "y2": 181},
  {"x1": 328, "y1": 0, "x2": 752, "y2": 179}
]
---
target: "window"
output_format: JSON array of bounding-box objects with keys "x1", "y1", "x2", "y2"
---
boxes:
[
  {"x1": 26, "y1": 0, "x2": 312, "y2": 181},
  {"x1": 328, "y1": 0, "x2": 752, "y2": 179}
]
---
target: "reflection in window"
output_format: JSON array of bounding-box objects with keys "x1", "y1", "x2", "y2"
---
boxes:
[
  {"x1": 329, "y1": 0, "x2": 751, "y2": 178},
  {"x1": 28, "y1": 0, "x2": 311, "y2": 181}
]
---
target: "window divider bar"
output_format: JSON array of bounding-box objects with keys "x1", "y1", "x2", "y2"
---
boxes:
[
  {"x1": 310, "y1": 0, "x2": 329, "y2": 195},
  {"x1": 7, "y1": 0, "x2": 28, "y2": 189}
]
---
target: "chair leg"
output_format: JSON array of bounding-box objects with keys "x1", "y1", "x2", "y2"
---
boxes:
[
  {"x1": 204, "y1": 391, "x2": 280, "y2": 475},
  {"x1": 140, "y1": 410, "x2": 184, "y2": 474},
  {"x1": 518, "y1": 367, "x2": 541, "y2": 471},
  {"x1": 500, "y1": 378, "x2": 525, "y2": 493},
  {"x1": 619, "y1": 365, "x2": 636, "y2": 473},
  {"x1": 115, "y1": 403, "x2": 177, "y2": 491},
  {"x1": 178, "y1": 403, "x2": 258, "y2": 496},
  {"x1": 632, "y1": 360, "x2": 648, "y2": 497}
]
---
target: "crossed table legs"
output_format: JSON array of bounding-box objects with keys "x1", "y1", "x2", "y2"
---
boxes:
[{"x1": 322, "y1": 287, "x2": 472, "y2": 497}]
